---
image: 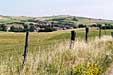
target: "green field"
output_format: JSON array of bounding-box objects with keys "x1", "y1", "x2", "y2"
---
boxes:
[{"x1": 1, "y1": 29, "x2": 113, "y2": 75}]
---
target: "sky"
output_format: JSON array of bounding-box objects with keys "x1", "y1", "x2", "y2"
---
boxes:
[{"x1": 0, "y1": 0, "x2": 113, "y2": 20}]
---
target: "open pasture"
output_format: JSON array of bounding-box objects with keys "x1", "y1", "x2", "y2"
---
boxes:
[{"x1": 1, "y1": 29, "x2": 113, "y2": 75}]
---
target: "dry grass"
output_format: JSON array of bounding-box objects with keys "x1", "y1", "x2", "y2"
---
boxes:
[
  {"x1": 1, "y1": 29, "x2": 113, "y2": 75},
  {"x1": 1, "y1": 35, "x2": 113, "y2": 75}
]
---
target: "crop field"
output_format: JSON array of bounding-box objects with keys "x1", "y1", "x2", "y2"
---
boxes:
[{"x1": 1, "y1": 28, "x2": 113, "y2": 75}]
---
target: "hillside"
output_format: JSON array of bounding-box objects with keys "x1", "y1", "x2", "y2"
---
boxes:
[
  {"x1": 36, "y1": 15, "x2": 113, "y2": 25},
  {"x1": 0, "y1": 15, "x2": 113, "y2": 25},
  {"x1": 1, "y1": 15, "x2": 113, "y2": 32}
]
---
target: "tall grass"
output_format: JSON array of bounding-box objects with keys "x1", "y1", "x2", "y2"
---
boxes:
[
  {"x1": 1, "y1": 35, "x2": 113, "y2": 75},
  {"x1": 1, "y1": 29, "x2": 113, "y2": 75}
]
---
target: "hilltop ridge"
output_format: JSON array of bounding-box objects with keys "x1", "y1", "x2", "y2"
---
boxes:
[{"x1": 0, "y1": 15, "x2": 113, "y2": 24}]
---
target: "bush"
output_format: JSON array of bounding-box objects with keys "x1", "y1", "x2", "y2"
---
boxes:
[
  {"x1": 97, "y1": 24, "x2": 102, "y2": 28},
  {"x1": 0, "y1": 24, "x2": 7, "y2": 31},
  {"x1": 90, "y1": 24, "x2": 97, "y2": 27},
  {"x1": 71, "y1": 63, "x2": 102, "y2": 75},
  {"x1": 72, "y1": 17, "x2": 78, "y2": 21},
  {"x1": 78, "y1": 24, "x2": 86, "y2": 28}
]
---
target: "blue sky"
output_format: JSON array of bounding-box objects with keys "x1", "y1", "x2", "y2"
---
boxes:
[{"x1": 0, "y1": 0, "x2": 113, "y2": 19}]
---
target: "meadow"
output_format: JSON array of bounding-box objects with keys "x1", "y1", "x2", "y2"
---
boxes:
[{"x1": 1, "y1": 28, "x2": 113, "y2": 75}]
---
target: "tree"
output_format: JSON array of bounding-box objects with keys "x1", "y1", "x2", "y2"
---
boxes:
[
  {"x1": 0, "y1": 24, "x2": 7, "y2": 31},
  {"x1": 0, "y1": 24, "x2": 4, "y2": 31},
  {"x1": 72, "y1": 17, "x2": 78, "y2": 21},
  {"x1": 10, "y1": 25, "x2": 24, "y2": 32},
  {"x1": 23, "y1": 23, "x2": 30, "y2": 31},
  {"x1": 29, "y1": 25, "x2": 37, "y2": 32}
]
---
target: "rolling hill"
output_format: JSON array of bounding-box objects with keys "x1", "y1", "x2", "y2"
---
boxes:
[{"x1": 0, "y1": 15, "x2": 113, "y2": 25}]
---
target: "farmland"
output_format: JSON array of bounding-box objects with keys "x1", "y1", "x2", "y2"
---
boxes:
[{"x1": 1, "y1": 28, "x2": 113, "y2": 75}]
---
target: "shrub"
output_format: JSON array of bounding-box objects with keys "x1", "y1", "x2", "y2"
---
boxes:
[
  {"x1": 90, "y1": 24, "x2": 97, "y2": 27},
  {"x1": 0, "y1": 24, "x2": 7, "y2": 31},
  {"x1": 78, "y1": 24, "x2": 86, "y2": 28},
  {"x1": 97, "y1": 24, "x2": 102, "y2": 28},
  {"x1": 72, "y1": 63, "x2": 102, "y2": 75}
]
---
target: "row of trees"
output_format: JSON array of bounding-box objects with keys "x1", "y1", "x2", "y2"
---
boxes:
[
  {"x1": 0, "y1": 23, "x2": 57, "y2": 32},
  {"x1": 0, "y1": 23, "x2": 113, "y2": 32},
  {"x1": 0, "y1": 24, "x2": 34, "y2": 32},
  {"x1": 78, "y1": 23, "x2": 113, "y2": 29}
]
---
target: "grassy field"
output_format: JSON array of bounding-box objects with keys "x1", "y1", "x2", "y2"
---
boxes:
[{"x1": 1, "y1": 28, "x2": 113, "y2": 75}]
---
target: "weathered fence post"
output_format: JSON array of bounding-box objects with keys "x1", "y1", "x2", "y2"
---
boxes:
[
  {"x1": 22, "y1": 31, "x2": 29, "y2": 68},
  {"x1": 70, "y1": 31, "x2": 76, "y2": 49},
  {"x1": 111, "y1": 32, "x2": 113, "y2": 38},
  {"x1": 104, "y1": 24, "x2": 107, "y2": 35},
  {"x1": 85, "y1": 26, "x2": 89, "y2": 43},
  {"x1": 22, "y1": 25, "x2": 30, "y2": 68},
  {"x1": 99, "y1": 25, "x2": 102, "y2": 39}
]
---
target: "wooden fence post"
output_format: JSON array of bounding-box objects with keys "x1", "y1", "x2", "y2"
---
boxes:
[
  {"x1": 85, "y1": 26, "x2": 89, "y2": 43},
  {"x1": 104, "y1": 25, "x2": 106, "y2": 35},
  {"x1": 70, "y1": 31, "x2": 76, "y2": 49},
  {"x1": 22, "y1": 31, "x2": 29, "y2": 68},
  {"x1": 99, "y1": 25, "x2": 102, "y2": 39},
  {"x1": 111, "y1": 32, "x2": 113, "y2": 38}
]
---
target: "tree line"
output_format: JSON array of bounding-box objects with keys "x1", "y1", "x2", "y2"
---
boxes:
[{"x1": 0, "y1": 23, "x2": 113, "y2": 32}]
